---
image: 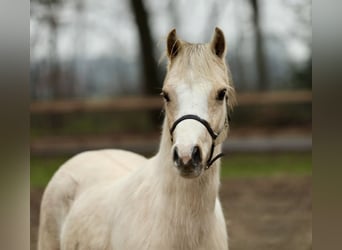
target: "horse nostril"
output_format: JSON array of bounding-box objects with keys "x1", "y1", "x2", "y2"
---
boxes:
[
  {"x1": 173, "y1": 146, "x2": 180, "y2": 165},
  {"x1": 191, "y1": 145, "x2": 202, "y2": 165}
]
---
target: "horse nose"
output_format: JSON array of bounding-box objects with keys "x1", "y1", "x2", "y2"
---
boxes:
[
  {"x1": 173, "y1": 146, "x2": 202, "y2": 168},
  {"x1": 173, "y1": 146, "x2": 189, "y2": 167},
  {"x1": 173, "y1": 146, "x2": 180, "y2": 165},
  {"x1": 191, "y1": 145, "x2": 202, "y2": 166}
]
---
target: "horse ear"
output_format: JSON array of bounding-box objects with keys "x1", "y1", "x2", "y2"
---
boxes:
[
  {"x1": 210, "y1": 27, "x2": 226, "y2": 59},
  {"x1": 167, "y1": 29, "x2": 181, "y2": 59}
]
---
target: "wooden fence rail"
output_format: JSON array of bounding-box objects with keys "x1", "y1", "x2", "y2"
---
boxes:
[{"x1": 30, "y1": 90, "x2": 312, "y2": 114}]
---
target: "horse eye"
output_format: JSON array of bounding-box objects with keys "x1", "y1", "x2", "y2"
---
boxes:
[
  {"x1": 160, "y1": 91, "x2": 170, "y2": 102},
  {"x1": 216, "y1": 89, "x2": 227, "y2": 101}
]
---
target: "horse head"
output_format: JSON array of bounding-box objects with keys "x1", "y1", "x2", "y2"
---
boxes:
[{"x1": 162, "y1": 27, "x2": 236, "y2": 178}]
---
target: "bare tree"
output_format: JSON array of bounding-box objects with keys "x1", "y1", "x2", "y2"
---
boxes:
[
  {"x1": 32, "y1": 0, "x2": 66, "y2": 131},
  {"x1": 32, "y1": 0, "x2": 64, "y2": 99},
  {"x1": 129, "y1": 0, "x2": 161, "y2": 96},
  {"x1": 203, "y1": 0, "x2": 229, "y2": 40},
  {"x1": 129, "y1": 0, "x2": 163, "y2": 127},
  {"x1": 249, "y1": 0, "x2": 268, "y2": 91},
  {"x1": 283, "y1": 0, "x2": 311, "y2": 89}
]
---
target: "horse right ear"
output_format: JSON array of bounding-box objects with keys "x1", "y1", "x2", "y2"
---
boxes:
[
  {"x1": 167, "y1": 29, "x2": 181, "y2": 59},
  {"x1": 210, "y1": 27, "x2": 226, "y2": 59}
]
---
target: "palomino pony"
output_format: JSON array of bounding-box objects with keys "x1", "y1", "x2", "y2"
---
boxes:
[{"x1": 38, "y1": 27, "x2": 236, "y2": 250}]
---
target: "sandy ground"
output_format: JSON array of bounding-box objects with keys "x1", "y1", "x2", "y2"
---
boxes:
[{"x1": 31, "y1": 176, "x2": 311, "y2": 250}]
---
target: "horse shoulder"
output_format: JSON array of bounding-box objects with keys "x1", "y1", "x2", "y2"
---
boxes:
[
  {"x1": 60, "y1": 168, "x2": 149, "y2": 250},
  {"x1": 60, "y1": 183, "x2": 115, "y2": 250}
]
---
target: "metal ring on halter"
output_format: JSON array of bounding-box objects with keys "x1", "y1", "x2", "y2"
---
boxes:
[{"x1": 169, "y1": 114, "x2": 226, "y2": 170}]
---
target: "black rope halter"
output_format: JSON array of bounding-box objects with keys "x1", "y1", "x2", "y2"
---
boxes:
[{"x1": 169, "y1": 114, "x2": 227, "y2": 170}]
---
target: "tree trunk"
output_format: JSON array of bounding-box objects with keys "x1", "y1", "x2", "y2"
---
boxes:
[
  {"x1": 250, "y1": 0, "x2": 268, "y2": 91},
  {"x1": 130, "y1": 0, "x2": 162, "y2": 128},
  {"x1": 130, "y1": 0, "x2": 161, "y2": 95}
]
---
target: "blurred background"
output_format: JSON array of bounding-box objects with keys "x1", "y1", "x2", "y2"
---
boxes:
[{"x1": 30, "y1": 0, "x2": 312, "y2": 249}]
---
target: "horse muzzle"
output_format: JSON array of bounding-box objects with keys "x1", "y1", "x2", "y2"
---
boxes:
[
  {"x1": 173, "y1": 145, "x2": 203, "y2": 178},
  {"x1": 169, "y1": 114, "x2": 227, "y2": 171}
]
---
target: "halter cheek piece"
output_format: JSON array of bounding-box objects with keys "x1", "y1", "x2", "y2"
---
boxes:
[{"x1": 169, "y1": 114, "x2": 227, "y2": 170}]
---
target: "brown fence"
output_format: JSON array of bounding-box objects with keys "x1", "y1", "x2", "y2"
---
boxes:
[
  {"x1": 31, "y1": 90, "x2": 312, "y2": 155},
  {"x1": 30, "y1": 90, "x2": 312, "y2": 114}
]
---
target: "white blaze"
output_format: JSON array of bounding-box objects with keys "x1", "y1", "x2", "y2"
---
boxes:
[{"x1": 172, "y1": 80, "x2": 213, "y2": 162}]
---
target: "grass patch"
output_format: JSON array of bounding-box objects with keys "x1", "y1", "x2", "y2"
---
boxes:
[
  {"x1": 30, "y1": 111, "x2": 159, "y2": 138},
  {"x1": 31, "y1": 152, "x2": 311, "y2": 188},
  {"x1": 30, "y1": 156, "x2": 70, "y2": 188},
  {"x1": 220, "y1": 152, "x2": 312, "y2": 178}
]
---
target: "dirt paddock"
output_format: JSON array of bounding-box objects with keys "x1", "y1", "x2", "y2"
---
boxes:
[{"x1": 31, "y1": 176, "x2": 311, "y2": 250}]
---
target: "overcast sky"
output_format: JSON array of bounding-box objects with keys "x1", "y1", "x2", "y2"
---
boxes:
[{"x1": 30, "y1": 0, "x2": 311, "y2": 64}]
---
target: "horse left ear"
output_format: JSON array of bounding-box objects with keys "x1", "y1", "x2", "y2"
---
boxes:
[
  {"x1": 210, "y1": 27, "x2": 226, "y2": 59},
  {"x1": 167, "y1": 28, "x2": 181, "y2": 60}
]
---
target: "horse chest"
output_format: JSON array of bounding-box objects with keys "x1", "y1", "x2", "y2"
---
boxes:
[
  {"x1": 151, "y1": 211, "x2": 211, "y2": 249},
  {"x1": 110, "y1": 203, "x2": 211, "y2": 250}
]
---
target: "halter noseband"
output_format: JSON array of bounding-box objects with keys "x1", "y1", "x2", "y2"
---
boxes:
[{"x1": 169, "y1": 114, "x2": 227, "y2": 170}]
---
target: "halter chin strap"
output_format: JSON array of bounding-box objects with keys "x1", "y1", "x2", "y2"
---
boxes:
[{"x1": 169, "y1": 114, "x2": 228, "y2": 170}]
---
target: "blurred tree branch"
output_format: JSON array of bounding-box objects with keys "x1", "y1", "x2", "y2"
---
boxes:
[
  {"x1": 32, "y1": 0, "x2": 66, "y2": 130},
  {"x1": 130, "y1": 0, "x2": 161, "y2": 96},
  {"x1": 32, "y1": 0, "x2": 64, "y2": 99},
  {"x1": 129, "y1": 0, "x2": 162, "y2": 127},
  {"x1": 204, "y1": 0, "x2": 229, "y2": 39},
  {"x1": 282, "y1": 0, "x2": 311, "y2": 89},
  {"x1": 249, "y1": 0, "x2": 268, "y2": 91}
]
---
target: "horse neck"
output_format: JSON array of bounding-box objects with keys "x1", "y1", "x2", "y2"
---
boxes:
[{"x1": 152, "y1": 119, "x2": 221, "y2": 213}]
